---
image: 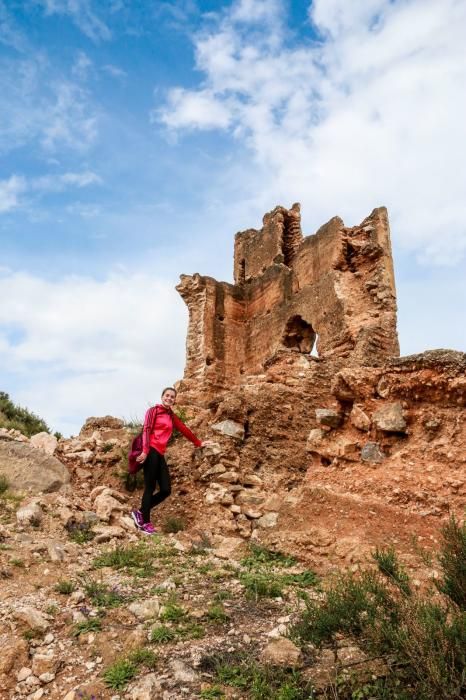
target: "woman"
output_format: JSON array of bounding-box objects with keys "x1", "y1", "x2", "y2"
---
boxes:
[{"x1": 131, "y1": 387, "x2": 209, "y2": 535}]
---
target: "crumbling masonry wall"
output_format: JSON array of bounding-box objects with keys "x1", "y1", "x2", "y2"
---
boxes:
[{"x1": 176, "y1": 204, "x2": 399, "y2": 396}]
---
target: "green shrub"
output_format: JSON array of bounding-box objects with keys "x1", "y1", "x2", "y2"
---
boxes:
[
  {"x1": 103, "y1": 658, "x2": 137, "y2": 690},
  {"x1": 93, "y1": 543, "x2": 155, "y2": 578},
  {"x1": 82, "y1": 577, "x2": 126, "y2": 608},
  {"x1": 292, "y1": 548, "x2": 466, "y2": 699},
  {"x1": 240, "y1": 570, "x2": 285, "y2": 600},
  {"x1": 207, "y1": 603, "x2": 230, "y2": 623},
  {"x1": 72, "y1": 618, "x2": 102, "y2": 637},
  {"x1": 0, "y1": 391, "x2": 50, "y2": 436},
  {"x1": 103, "y1": 647, "x2": 157, "y2": 690},
  {"x1": 437, "y1": 515, "x2": 466, "y2": 610},
  {"x1": 160, "y1": 601, "x2": 186, "y2": 622},
  {"x1": 200, "y1": 652, "x2": 314, "y2": 699},
  {"x1": 150, "y1": 624, "x2": 176, "y2": 644},
  {"x1": 241, "y1": 543, "x2": 297, "y2": 569}
]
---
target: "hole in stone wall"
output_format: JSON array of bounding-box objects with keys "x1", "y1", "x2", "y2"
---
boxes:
[{"x1": 282, "y1": 315, "x2": 317, "y2": 354}]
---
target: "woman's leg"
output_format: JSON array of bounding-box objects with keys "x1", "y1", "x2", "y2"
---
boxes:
[
  {"x1": 140, "y1": 449, "x2": 159, "y2": 523},
  {"x1": 150, "y1": 456, "x2": 172, "y2": 507}
]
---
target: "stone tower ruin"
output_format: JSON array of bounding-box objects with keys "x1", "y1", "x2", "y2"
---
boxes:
[{"x1": 177, "y1": 204, "x2": 399, "y2": 397}]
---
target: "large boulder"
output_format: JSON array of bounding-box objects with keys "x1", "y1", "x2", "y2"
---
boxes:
[{"x1": 0, "y1": 441, "x2": 70, "y2": 493}]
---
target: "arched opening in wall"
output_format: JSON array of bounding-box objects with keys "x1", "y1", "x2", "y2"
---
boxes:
[{"x1": 282, "y1": 315, "x2": 317, "y2": 354}]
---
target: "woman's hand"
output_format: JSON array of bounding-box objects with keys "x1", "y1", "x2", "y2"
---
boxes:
[{"x1": 136, "y1": 452, "x2": 148, "y2": 464}]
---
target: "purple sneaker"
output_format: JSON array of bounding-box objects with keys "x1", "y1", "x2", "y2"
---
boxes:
[
  {"x1": 140, "y1": 522, "x2": 157, "y2": 535},
  {"x1": 131, "y1": 509, "x2": 144, "y2": 529}
]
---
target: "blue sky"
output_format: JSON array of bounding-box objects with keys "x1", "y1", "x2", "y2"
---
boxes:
[{"x1": 1, "y1": 0, "x2": 465, "y2": 435}]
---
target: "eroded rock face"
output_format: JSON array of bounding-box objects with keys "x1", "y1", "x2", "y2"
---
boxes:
[{"x1": 0, "y1": 441, "x2": 70, "y2": 493}]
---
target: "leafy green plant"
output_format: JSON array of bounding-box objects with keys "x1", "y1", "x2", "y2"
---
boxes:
[
  {"x1": 282, "y1": 570, "x2": 319, "y2": 588},
  {"x1": 207, "y1": 603, "x2": 230, "y2": 623},
  {"x1": 54, "y1": 579, "x2": 76, "y2": 595},
  {"x1": 103, "y1": 647, "x2": 157, "y2": 690},
  {"x1": 436, "y1": 514, "x2": 466, "y2": 609},
  {"x1": 93, "y1": 543, "x2": 155, "y2": 578},
  {"x1": 127, "y1": 647, "x2": 157, "y2": 668},
  {"x1": 72, "y1": 618, "x2": 102, "y2": 637},
  {"x1": 82, "y1": 577, "x2": 126, "y2": 608},
  {"x1": 162, "y1": 515, "x2": 186, "y2": 533},
  {"x1": 160, "y1": 601, "x2": 186, "y2": 622},
  {"x1": 200, "y1": 652, "x2": 314, "y2": 699},
  {"x1": 241, "y1": 543, "x2": 297, "y2": 569},
  {"x1": 103, "y1": 658, "x2": 137, "y2": 690},
  {"x1": 240, "y1": 570, "x2": 284, "y2": 600},
  {"x1": 150, "y1": 624, "x2": 176, "y2": 644}
]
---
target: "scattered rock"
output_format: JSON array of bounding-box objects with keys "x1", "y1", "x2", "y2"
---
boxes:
[
  {"x1": 315, "y1": 408, "x2": 342, "y2": 428},
  {"x1": 14, "y1": 607, "x2": 50, "y2": 632},
  {"x1": 129, "y1": 672, "x2": 164, "y2": 699},
  {"x1": 372, "y1": 402, "x2": 406, "y2": 433},
  {"x1": 211, "y1": 419, "x2": 245, "y2": 440},
  {"x1": 16, "y1": 501, "x2": 43, "y2": 527},
  {"x1": 350, "y1": 405, "x2": 371, "y2": 431},
  {"x1": 260, "y1": 637, "x2": 301, "y2": 666},
  {"x1": 361, "y1": 442, "x2": 385, "y2": 463},
  {"x1": 0, "y1": 441, "x2": 70, "y2": 493},
  {"x1": 169, "y1": 659, "x2": 197, "y2": 683},
  {"x1": 128, "y1": 598, "x2": 160, "y2": 621},
  {"x1": 29, "y1": 432, "x2": 58, "y2": 455}
]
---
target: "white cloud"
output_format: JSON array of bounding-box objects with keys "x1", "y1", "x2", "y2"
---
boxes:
[
  {"x1": 0, "y1": 57, "x2": 99, "y2": 154},
  {"x1": 33, "y1": 170, "x2": 102, "y2": 191},
  {"x1": 157, "y1": 88, "x2": 233, "y2": 130},
  {"x1": 0, "y1": 175, "x2": 27, "y2": 213},
  {"x1": 158, "y1": 0, "x2": 466, "y2": 266},
  {"x1": 0, "y1": 270, "x2": 187, "y2": 435},
  {"x1": 0, "y1": 171, "x2": 101, "y2": 213},
  {"x1": 38, "y1": 0, "x2": 111, "y2": 42},
  {"x1": 102, "y1": 63, "x2": 127, "y2": 79}
]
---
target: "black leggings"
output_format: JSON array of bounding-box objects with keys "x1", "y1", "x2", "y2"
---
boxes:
[{"x1": 140, "y1": 448, "x2": 172, "y2": 523}]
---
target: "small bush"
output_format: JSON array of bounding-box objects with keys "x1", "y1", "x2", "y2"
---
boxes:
[
  {"x1": 82, "y1": 577, "x2": 126, "y2": 608},
  {"x1": 55, "y1": 579, "x2": 76, "y2": 595},
  {"x1": 437, "y1": 515, "x2": 466, "y2": 610},
  {"x1": 101, "y1": 442, "x2": 114, "y2": 453},
  {"x1": 103, "y1": 647, "x2": 156, "y2": 690},
  {"x1": 72, "y1": 618, "x2": 102, "y2": 637},
  {"x1": 103, "y1": 658, "x2": 137, "y2": 690},
  {"x1": 207, "y1": 603, "x2": 230, "y2": 623},
  {"x1": 127, "y1": 647, "x2": 157, "y2": 668},
  {"x1": 93, "y1": 543, "x2": 155, "y2": 578},
  {"x1": 150, "y1": 624, "x2": 176, "y2": 644},
  {"x1": 240, "y1": 570, "x2": 284, "y2": 600},
  {"x1": 162, "y1": 515, "x2": 186, "y2": 534},
  {"x1": 160, "y1": 601, "x2": 186, "y2": 622},
  {"x1": 241, "y1": 543, "x2": 297, "y2": 569},
  {"x1": 201, "y1": 652, "x2": 314, "y2": 699}
]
